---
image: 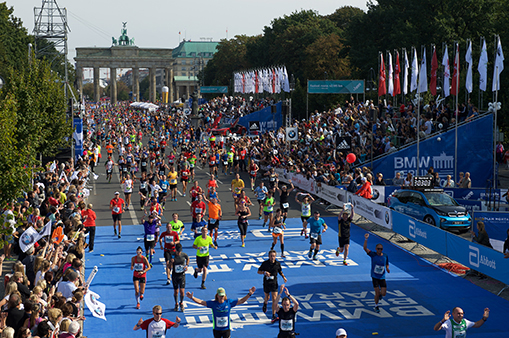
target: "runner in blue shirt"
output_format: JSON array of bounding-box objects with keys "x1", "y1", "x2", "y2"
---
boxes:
[
  {"x1": 141, "y1": 213, "x2": 161, "y2": 266},
  {"x1": 306, "y1": 211, "x2": 328, "y2": 260},
  {"x1": 363, "y1": 233, "x2": 390, "y2": 313},
  {"x1": 254, "y1": 182, "x2": 268, "y2": 220},
  {"x1": 186, "y1": 286, "x2": 256, "y2": 338},
  {"x1": 191, "y1": 214, "x2": 208, "y2": 239},
  {"x1": 158, "y1": 175, "x2": 169, "y2": 209}
]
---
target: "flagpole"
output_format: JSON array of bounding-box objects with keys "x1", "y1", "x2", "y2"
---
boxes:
[
  {"x1": 454, "y1": 41, "x2": 459, "y2": 186},
  {"x1": 416, "y1": 46, "x2": 420, "y2": 176},
  {"x1": 494, "y1": 65, "x2": 498, "y2": 192},
  {"x1": 479, "y1": 36, "x2": 483, "y2": 110},
  {"x1": 402, "y1": 47, "x2": 405, "y2": 105}
]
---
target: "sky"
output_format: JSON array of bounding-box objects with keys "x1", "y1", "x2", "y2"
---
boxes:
[{"x1": 5, "y1": 0, "x2": 367, "y2": 78}]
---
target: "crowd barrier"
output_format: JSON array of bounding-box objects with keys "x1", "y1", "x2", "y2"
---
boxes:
[
  {"x1": 274, "y1": 168, "x2": 509, "y2": 285},
  {"x1": 472, "y1": 211, "x2": 509, "y2": 252}
]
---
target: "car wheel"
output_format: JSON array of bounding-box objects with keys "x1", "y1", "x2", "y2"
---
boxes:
[{"x1": 423, "y1": 215, "x2": 436, "y2": 226}]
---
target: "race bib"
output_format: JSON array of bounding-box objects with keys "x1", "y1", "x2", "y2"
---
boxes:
[
  {"x1": 162, "y1": 184, "x2": 168, "y2": 189},
  {"x1": 281, "y1": 319, "x2": 293, "y2": 331},
  {"x1": 107, "y1": 169, "x2": 112, "y2": 174},
  {"x1": 140, "y1": 182, "x2": 146, "y2": 189},
  {"x1": 170, "y1": 179, "x2": 177, "y2": 184},
  {"x1": 195, "y1": 226, "x2": 203, "y2": 233},
  {"x1": 250, "y1": 171, "x2": 256, "y2": 175},
  {"x1": 141, "y1": 162, "x2": 147, "y2": 166},
  {"x1": 199, "y1": 246, "x2": 209, "y2": 255},
  {"x1": 133, "y1": 263, "x2": 143, "y2": 271},
  {"x1": 267, "y1": 206, "x2": 273, "y2": 212},
  {"x1": 175, "y1": 265, "x2": 185, "y2": 273},
  {"x1": 216, "y1": 316, "x2": 228, "y2": 328},
  {"x1": 165, "y1": 236, "x2": 174, "y2": 243},
  {"x1": 310, "y1": 232, "x2": 319, "y2": 240},
  {"x1": 190, "y1": 163, "x2": 195, "y2": 168},
  {"x1": 195, "y1": 208, "x2": 203, "y2": 214},
  {"x1": 273, "y1": 227, "x2": 283, "y2": 234},
  {"x1": 265, "y1": 275, "x2": 275, "y2": 280},
  {"x1": 113, "y1": 206, "x2": 120, "y2": 213},
  {"x1": 282, "y1": 203, "x2": 289, "y2": 209},
  {"x1": 223, "y1": 161, "x2": 228, "y2": 165},
  {"x1": 209, "y1": 218, "x2": 217, "y2": 222},
  {"x1": 210, "y1": 161, "x2": 215, "y2": 165},
  {"x1": 146, "y1": 234, "x2": 155, "y2": 241},
  {"x1": 374, "y1": 265, "x2": 385, "y2": 275},
  {"x1": 123, "y1": 167, "x2": 128, "y2": 172},
  {"x1": 152, "y1": 331, "x2": 163, "y2": 338}
]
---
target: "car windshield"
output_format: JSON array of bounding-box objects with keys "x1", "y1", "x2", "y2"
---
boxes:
[{"x1": 423, "y1": 192, "x2": 458, "y2": 206}]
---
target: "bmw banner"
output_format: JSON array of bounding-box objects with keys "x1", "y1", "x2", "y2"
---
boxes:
[{"x1": 286, "y1": 127, "x2": 298, "y2": 141}]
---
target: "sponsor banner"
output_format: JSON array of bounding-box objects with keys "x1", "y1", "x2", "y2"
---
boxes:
[
  {"x1": 335, "y1": 136, "x2": 352, "y2": 152},
  {"x1": 348, "y1": 194, "x2": 392, "y2": 229},
  {"x1": 308, "y1": 80, "x2": 364, "y2": 94},
  {"x1": 371, "y1": 185, "x2": 386, "y2": 204},
  {"x1": 249, "y1": 121, "x2": 260, "y2": 133},
  {"x1": 286, "y1": 127, "x2": 298, "y2": 141},
  {"x1": 392, "y1": 211, "x2": 447, "y2": 255},
  {"x1": 19, "y1": 227, "x2": 39, "y2": 253},
  {"x1": 200, "y1": 86, "x2": 228, "y2": 93},
  {"x1": 233, "y1": 102, "x2": 282, "y2": 133},
  {"x1": 447, "y1": 233, "x2": 509, "y2": 285},
  {"x1": 85, "y1": 289, "x2": 107, "y2": 321},
  {"x1": 472, "y1": 211, "x2": 509, "y2": 252},
  {"x1": 443, "y1": 187, "x2": 502, "y2": 202},
  {"x1": 73, "y1": 117, "x2": 83, "y2": 160},
  {"x1": 275, "y1": 169, "x2": 317, "y2": 194},
  {"x1": 315, "y1": 184, "x2": 348, "y2": 207},
  {"x1": 455, "y1": 199, "x2": 483, "y2": 212},
  {"x1": 371, "y1": 114, "x2": 493, "y2": 188}
]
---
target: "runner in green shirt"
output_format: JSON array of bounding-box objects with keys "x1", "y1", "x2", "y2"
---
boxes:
[
  {"x1": 262, "y1": 190, "x2": 276, "y2": 229},
  {"x1": 169, "y1": 213, "x2": 185, "y2": 236},
  {"x1": 192, "y1": 227, "x2": 217, "y2": 289}
]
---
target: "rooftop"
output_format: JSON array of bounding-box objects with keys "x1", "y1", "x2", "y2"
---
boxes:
[{"x1": 172, "y1": 40, "x2": 219, "y2": 58}]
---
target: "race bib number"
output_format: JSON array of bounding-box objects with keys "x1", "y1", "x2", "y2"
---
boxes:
[
  {"x1": 223, "y1": 161, "x2": 228, "y2": 166},
  {"x1": 140, "y1": 182, "x2": 146, "y2": 189},
  {"x1": 165, "y1": 236, "x2": 174, "y2": 243},
  {"x1": 123, "y1": 167, "x2": 128, "y2": 172},
  {"x1": 190, "y1": 163, "x2": 195, "y2": 168},
  {"x1": 195, "y1": 208, "x2": 203, "y2": 214},
  {"x1": 209, "y1": 218, "x2": 217, "y2": 223},
  {"x1": 107, "y1": 169, "x2": 112, "y2": 174},
  {"x1": 195, "y1": 226, "x2": 203, "y2": 233},
  {"x1": 267, "y1": 206, "x2": 273, "y2": 212},
  {"x1": 170, "y1": 179, "x2": 177, "y2": 184},
  {"x1": 133, "y1": 263, "x2": 143, "y2": 271},
  {"x1": 146, "y1": 234, "x2": 155, "y2": 241},
  {"x1": 310, "y1": 232, "x2": 319, "y2": 240},
  {"x1": 141, "y1": 162, "x2": 147, "y2": 166},
  {"x1": 282, "y1": 203, "x2": 289, "y2": 209},
  {"x1": 250, "y1": 171, "x2": 256, "y2": 175},
  {"x1": 216, "y1": 316, "x2": 228, "y2": 328},
  {"x1": 199, "y1": 246, "x2": 209, "y2": 255},
  {"x1": 162, "y1": 184, "x2": 168, "y2": 189},
  {"x1": 175, "y1": 265, "x2": 185, "y2": 273},
  {"x1": 113, "y1": 206, "x2": 120, "y2": 213},
  {"x1": 210, "y1": 161, "x2": 215, "y2": 165},
  {"x1": 281, "y1": 319, "x2": 293, "y2": 331},
  {"x1": 374, "y1": 265, "x2": 385, "y2": 275},
  {"x1": 152, "y1": 331, "x2": 163, "y2": 338},
  {"x1": 265, "y1": 275, "x2": 275, "y2": 280},
  {"x1": 273, "y1": 227, "x2": 283, "y2": 234}
]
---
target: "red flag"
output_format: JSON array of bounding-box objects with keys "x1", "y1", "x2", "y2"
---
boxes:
[
  {"x1": 393, "y1": 51, "x2": 401, "y2": 95},
  {"x1": 430, "y1": 47, "x2": 438, "y2": 95},
  {"x1": 451, "y1": 44, "x2": 460, "y2": 96},
  {"x1": 378, "y1": 53, "x2": 386, "y2": 96}
]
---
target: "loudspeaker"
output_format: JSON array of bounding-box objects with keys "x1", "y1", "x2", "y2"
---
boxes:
[{"x1": 271, "y1": 105, "x2": 277, "y2": 114}]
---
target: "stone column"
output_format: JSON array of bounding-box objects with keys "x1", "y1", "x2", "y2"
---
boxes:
[
  {"x1": 149, "y1": 67, "x2": 156, "y2": 103},
  {"x1": 132, "y1": 68, "x2": 139, "y2": 101},
  {"x1": 169, "y1": 68, "x2": 174, "y2": 103},
  {"x1": 93, "y1": 67, "x2": 100, "y2": 102},
  {"x1": 186, "y1": 85, "x2": 190, "y2": 101},
  {"x1": 110, "y1": 67, "x2": 117, "y2": 104},
  {"x1": 76, "y1": 66, "x2": 83, "y2": 100}
]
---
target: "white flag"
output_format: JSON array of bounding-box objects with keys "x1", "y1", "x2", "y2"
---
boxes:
[
  {"x1": 388, "y1": 52, "x2": 394, "y2": 96},
  {"x1": 34, "y1": 220, "x2": 52, "y2": 243},
  {"x1": 418, "y1": 47, "x2": 428, "y2": 93},
  {"x1": 403, "y1": 50, "x2": 409, "y2": 94},
  {"x1": 84, "y1": 290, "x2": 107, "y2": 321},
  {"x1": 282, "y1": 66, "x2": 290, "y2": 92},
  {"x1": 19, "y1": 227, "x2": 39, "y2": 253},
  {"x1": 442, "y1": 45, "x2": 450, "y2": 97},
  {"x1": 49, "y1": 161, "x2": 57, "y2": 173},
  {"x1": 478, "y1": 39, "x2": 488, "y2": 91},
  {"x1": 410, "y1": 48, "x2": 418, "y2": 92},
  {"x1": 465, "y1": 41, "x2": 473, "y2": 93},
  {"x1": 493, "y1": 36, "x2": 504, "y2": 91}
]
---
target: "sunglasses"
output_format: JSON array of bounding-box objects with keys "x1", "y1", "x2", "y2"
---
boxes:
[
  {"x1": 376, "y1": 248, "x2": 383, "y2": 251},
  {"x1": 154, "y1": 312, "x2": 162, "y2": 315}
]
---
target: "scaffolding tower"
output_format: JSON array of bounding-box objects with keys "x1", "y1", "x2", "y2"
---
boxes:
[{"x1": 33, "y1": 0, "x2": 70, "y2": 97}]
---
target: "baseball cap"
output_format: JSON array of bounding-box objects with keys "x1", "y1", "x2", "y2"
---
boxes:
[
  {"x1": 114, "y1": 191, "x2": 120, "y2": 195},
  {"x1": 216, "y1": 287, "x2": 226, "y2": 296},
  {"x1": 336, "y1": 328, "x2": 347, "y2": 337}
]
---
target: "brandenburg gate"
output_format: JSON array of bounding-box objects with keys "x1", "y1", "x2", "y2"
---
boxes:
[{"x1": 74, "y1": 24, "x2": 174, "y2": 103}]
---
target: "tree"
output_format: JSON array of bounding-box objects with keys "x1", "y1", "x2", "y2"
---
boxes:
[{"x1": 0, "y1": 3, "x2": 32, "y2": 76}]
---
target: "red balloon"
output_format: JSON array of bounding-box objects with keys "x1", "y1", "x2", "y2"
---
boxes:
[{"x1": 346, "y1": 153, "x2": 356, "y2": 164}]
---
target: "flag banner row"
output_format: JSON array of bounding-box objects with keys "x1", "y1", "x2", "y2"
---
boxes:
[
  {"x1": 378, "y1": 37, "x2": 504, "y2": 98},
  {"x1": 234, "y1": 66, "x2": 291, "y2": 94}
]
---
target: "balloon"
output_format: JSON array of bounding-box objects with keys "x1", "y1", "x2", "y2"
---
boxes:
[{"x1": 346, "y1": 153, "x2": 356, "y2": 164}]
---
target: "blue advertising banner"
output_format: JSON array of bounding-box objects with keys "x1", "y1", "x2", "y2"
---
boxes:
[
  {"x1": 226, "y1": 102, "x2": 282, "y2": 133},
  {"x1": 472, "y1": 211, "x2": 509, "y2": 252},
  {"x1": 370, "y1": 114, "x2": 493, "y2": 188},
  {"x1": 200, "y1": 86, "x2": 228, "y2": 94},
  {"x1": 455, "y1": 199, "x2": 483, "y2": 212},
  {"x1": 73, "y1": 117, "x2": 83, "y2": 161},
  {"x1": 446, "y1": 233, "x2": 509, "y2": 285},
  {"x1": 392, "y1": 211, "x2": 447, "y2": 255},
  {"x1": 308, "y1": 80, "x2": 364, "y2": 94}
]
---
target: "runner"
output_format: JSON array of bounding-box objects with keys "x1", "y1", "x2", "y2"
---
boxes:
[
  {"x1": 141, "y1": 213, "x2": 161, "y2": 266},
  {"x1": 264, "y1": 168, "x2": 279, "y2": 192},
  {"x1": 158, "y1": 174, "x2": 169, "y2": 209},
  {"x1": 363, "y1": 233, "x2": 390, "y2": 313},
  {"x1": 191, "y1": 213, "x2": 208, "y2": 239},
  {"x1": 275, "y1": 284, "x2": 299, "y2": 335},
  {"x1": 133, "y1": 305, "x2": 180, "y2": 335},
  {"x1": 138, "y1": 172, "x2": 149, "y2": 210},
  {"x1": 230, "y1": 173, "x2": 245, "y2": 207},
  {"x1": 190, "y1": 194, "x2": 206, "y2": 223},
  {"x1": 254, "y1": 182, "x2": 268, "y2": 220},
  {"x1": 105, "y1": 156, "x2": 115, "y2": 183},
  {"x1": 276, "y1": 181, "x2": 294, "y2": 223},
  {"x1": 433, "y1": 307, "x2": 490, "y2": 337},
  {"x1": 204, "y1": 196, "x2": 222, "y2": 247},
  {"x1": 181, "y1": 164, "x2": 191, "y2": 197},
  {"x1": 208, "y1": 151, "x2": 218, "y2": 176},
  {"x1": 131, "y1": 246, "x2": 151, "y2": 309},
  {"x1": 258, "y1": 250, "x2": 287, "y2": 322},
  {"x1": 110, "y1": 191, "x2": 125, "y2": 238},
  {"x1": 227, "y1": 148, "x2": 234, "y2": 175},
  {"x1": 123, "y1": 173, "x2": 134, "y2": 210},
  {"x1": 307, "y1": 211, "x2": 328, "y2": 260},
  {"x1": 169, "y1": 213, "x2": 185, "y2": 237},
  {"x1": 270, "y1": 209, "x2": 286, "y2": 258},
  {"x1": 262, "y1": 190, "x2": 276, "y2": 229},
  {"x1": 249, "y1": 160, "x2": 259, "y2": 191},
  {"x1": 186, "y1": 286, "x2": 256, "y2": 338},
  {"x1": 192, "y1": 227, "x2": 217, "y2": 289},
  {"x1": 159, "y1": 223, "x2": 180, "y2": 285},
  {"x1": 189, "y1": 181, "x2": 204, "y2": 203},
  {"x1": 168, "y1": 166, "x2": 179, "y2": 202},
  {"x1": 235, "y1": 199, "x2": 251, "y2": 247},
  {"x1": 171, "y1": 243, "x2": 189, "y2": 312},
  {"x1": 295, "y1": 192, "x2": 315, "y2": 239},
  {"x1": 336, "y1": 204, "x2": 354, "y2": 265}
]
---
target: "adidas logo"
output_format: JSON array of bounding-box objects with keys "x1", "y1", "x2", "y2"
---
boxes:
[
  {"x1": 250, "y1": 123, "x2": 259, "y2": 130},
  {"x1": 336, "y1": 139, "x2": 350, "y2": 149}
]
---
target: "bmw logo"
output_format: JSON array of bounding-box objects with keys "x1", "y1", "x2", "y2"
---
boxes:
[
  {"x1": 288, "y1": 130, "x2": 296, "y2": 139},
  {"x1": 372, "y1": 188, "x2": 380, "y2": 200},
  {"x1": 21, "y1": 233, "x2": 34, "y2": 245},
  {"x1": 385, "y1": 211, "x2": 390, "y2": 224}
]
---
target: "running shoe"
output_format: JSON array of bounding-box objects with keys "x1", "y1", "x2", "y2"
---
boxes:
[
  {"x1": 118, "y1": 234, "x2": 121, "y2": 239},
  {"x1": 180, "y1": 303, "x2": 185, "y2": 312},
  {"x1": 89, "y1": 250, "x2": 94, "y2": 253},
  {"x1": 114, "y1": 229, "x2": 117, "y2": 236},
  {"x1": 300, "y1": 229, "x2": 305, "y2": 236},
  {"x1": 312, "y1": 254, "x2": 317, "y2": 260},
  {"x1": 308, "y1": 250, "x2": 313, "y2": 258},
  {"x1": 140, "y1": 207, "x2": 143, "y2": 210},
  {"x1": 201, "y1": 282, "x2": 206, "y2": 289},
  {"x1": 305, "y1": 234, "x2": 308, "y2": 239},
  {"x1": 126, "y1": 207, "x2": 129, "y2": 211},
  {"x1": 281, "y1": 255, "x2": 286, "y2": 258},
  {"x1": 140, "y1": 294, "x2": 144, "y2": 300},
  {"x1": 379, "y1": 295, "x2": 383, "y2": 301},
  {"x1": 336, "y1": 248, "x2": 340, "y2": 257},
  {"x1": 136, "y1": 303, "x2": 140, "y2": 309},
  {"x1": 262, "y1": 303, "x2": 267, "y2": 313},
  {"x1": 242, "y1": 243, "x2": 245, "y2": 247},
  {"x1": 183, "y1": 193, "x2": 186, "y2": 197},
  {"x1": 343, "y1": 260, "x2": 348, "y2": 266},
  {"x1": 193, "y1": 269, "x2": 198, "y2": 278},
  {"x1": 262, "y1": 222, "x2": 266, "y2": 227},
  {"x1": 374, "y1": 306, "x2": 380, "y2": 313},
  {"x1": 259, "y1": 215, "x2": 262, "y2": 220},
  {"x1": 166, "y1": 278, "x2": 171, "y2": 285},
  {"x1": 271, "y1": 314, "x2": 279, "y2": 324},
  {"x1": 174, "y1": 304, "x2": 179, "y2": 311}
]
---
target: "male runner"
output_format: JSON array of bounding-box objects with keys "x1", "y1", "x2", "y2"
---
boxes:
[
  {"x1": 258, "y1": 250, "x2": 287, "y2": 321},
  {"x1": 363, "y1": 233, "x2": 390, "y2": 313},
  {"x1": 192, "y1": 227, "x2": 217, "y2": 289}
]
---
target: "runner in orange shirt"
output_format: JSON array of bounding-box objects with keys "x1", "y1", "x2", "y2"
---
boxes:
[{"x1": 204, "y1": 196, "x2": 222, "y2": 247}]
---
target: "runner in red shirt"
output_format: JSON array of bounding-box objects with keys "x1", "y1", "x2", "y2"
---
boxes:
[
  {"x1": 189, "y1": 181, "x2": 204, "y2": 203},
  {"x1": 190, "y1": 194, "x2": 206, "y2": 223},
  {"x1": 159, "y1": 224, "x2": 180, "y2": 284},
  {"x1": 181, "y1": 164, "x2": 191, "y2": 197},
  {"x1": 249, "y1": 161, "x2": 259, "y2": 191},
  {"x1": 133, "y1": 305, "x2": 180, "y2": 335},
  {"x1": 131, "y1": 246, "x2": 151, "y2": 309},
  {"x1": 208, "y1": 152, "x2": 218, "y2": 176},
  {"x1": 110, "y1": 191, "x2": 125, "y2": 238}
]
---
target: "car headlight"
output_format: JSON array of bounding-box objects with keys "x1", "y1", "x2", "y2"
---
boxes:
[
  {"x1": 435, "y1": 210, "x2": 448, "y2": 216},
  {"x1": 440, "y1": 218, "x2": 446, "y2": 222}
]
